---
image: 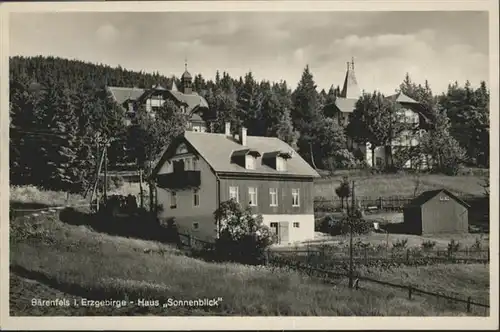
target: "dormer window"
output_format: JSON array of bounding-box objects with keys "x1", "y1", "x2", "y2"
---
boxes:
[
  {"x1": 231, "y1": 148, "x2": 261, "y2": 169},
  {"x1": 276, "y1": 157, "x2": 287, "y2": 171},
  {"x1": 262, "y1": 150, "x2": 293, "y2": 172},
  {"x1": 246, "y1": 155, "x2": 256, "y2": 170}
]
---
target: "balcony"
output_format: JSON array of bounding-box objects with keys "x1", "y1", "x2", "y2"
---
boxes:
[{"x1": 156, "y1": 171, "x2": 201, "y2": 189}]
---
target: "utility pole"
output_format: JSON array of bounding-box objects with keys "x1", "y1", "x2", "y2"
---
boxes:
[
  {"x1": 348, "y1": 180, "x2": 356, "y2": 289},
  {"x1": 103, "y1": 142, "x2": 108, "y2": 204}
]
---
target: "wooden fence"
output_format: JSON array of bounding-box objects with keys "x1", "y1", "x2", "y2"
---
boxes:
[
  {"x1": 270, "y1": 255, "x2": 490, "y2": 315},
  {"x1": 269, "y1": 247, "x2": 490, "y2": 267},
  {"x1": 178, "y1": 232, "x2": 215, "y2": 250},
  {"x1": 314, "y1": 194, "x2": 478, "y2": 212}
]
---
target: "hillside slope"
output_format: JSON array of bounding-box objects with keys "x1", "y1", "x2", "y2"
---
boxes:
[{"x1": 9, "y1": 212, "x2": 488, "y2": 316}]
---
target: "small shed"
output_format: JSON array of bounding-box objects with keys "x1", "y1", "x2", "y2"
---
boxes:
[{"x1": 403, "y1": 189, "x2": 469, "y2": 235}]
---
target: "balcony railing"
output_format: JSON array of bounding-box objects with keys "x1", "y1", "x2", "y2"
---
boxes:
[{"x1": 156, "y1": 171, "x2": 201, "y2": 189}]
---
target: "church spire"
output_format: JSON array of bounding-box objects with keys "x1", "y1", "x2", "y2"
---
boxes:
[
  {"x1": 181, "y1": 57, "x2": 193, "y2": 94},
  {"x1": 340, "y1": 57, "x2": 360, "y2": 99}
]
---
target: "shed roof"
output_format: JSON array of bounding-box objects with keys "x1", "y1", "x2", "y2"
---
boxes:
[{"x1": 405, "y1": 189, "x2": 470, "y2": 208}]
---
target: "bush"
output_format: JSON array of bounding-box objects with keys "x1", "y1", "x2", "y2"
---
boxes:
[
  {"x1": 98, "y1": 194, "x2": 138, "y2": 215},
  {"x1": 213, "y1": 199, "x2": 276, "y2": 265},
  {"x1": 421, "y1": 240, "x2": 437, "y2": 251},
  {"x1": 447, "y1": 239, "x2": 460, "y2": 254},
  {"x1": 392, "y1": 238, "x2": 408, "y2": 250},
  {"x1": 471, "y1": 237, "x2": 483, "y2": 251},
  {"x1": 321, "y1": 209, "x2": 371, "y2": 236},
  {"x1": 314, "y1": 199, "x2": 338, "y2": 212}
]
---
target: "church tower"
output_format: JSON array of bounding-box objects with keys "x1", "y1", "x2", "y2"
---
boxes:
[
  {"x1": 340, "y1": 57, "x2": 360, "y2": 99},
  {"x1": 181, "y1": 59, "x2": 193, "y2": 94}
]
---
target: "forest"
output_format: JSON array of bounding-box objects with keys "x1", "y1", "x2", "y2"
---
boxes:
[{"x1": 9, "y1": 55, "x2": 490, "y2": 193}]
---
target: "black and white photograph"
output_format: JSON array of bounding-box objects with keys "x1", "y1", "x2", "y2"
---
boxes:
[{"x1": 1, "y1": 0, "x2": 498, "y2": 330}]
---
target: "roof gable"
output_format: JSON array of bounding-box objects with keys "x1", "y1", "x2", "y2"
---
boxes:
[
  {"x1": 405, "y1": 189, "x2": 470, "y2": 208},
  {"x1": 107, "y1": 86, "x2": 145, "y2": 105},
  {"x1": 388, "y1": 92, "x2": 419, "y2": 104}
]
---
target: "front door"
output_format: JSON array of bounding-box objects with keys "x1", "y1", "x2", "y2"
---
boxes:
[
  {"x1": 279, "y1": 221, "x2": 289, "y2": 244},
  {"x1": 270, "y1": 222, "x2": 279, "y2": 243}
]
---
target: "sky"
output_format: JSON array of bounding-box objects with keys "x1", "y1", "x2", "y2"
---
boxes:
[{"x1": 9, "y1": 11, "x2": 489, "y2": 95}]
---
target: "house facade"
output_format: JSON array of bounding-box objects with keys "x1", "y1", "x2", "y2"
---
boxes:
[
  {"x1": 107, "y1": 64, "x2": 212, "y2": 132},
  {"x1": 151, "y1": 122, "x2": 320, "y2": 244},
  {"x1": 331, "y1": 59, "x2": 433, "y2": 169}
]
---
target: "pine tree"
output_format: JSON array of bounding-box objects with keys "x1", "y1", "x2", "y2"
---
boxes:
[
  {"x1": 43, "y1": 83, "x2": 81, "y2": 192},
  {"x1": 418, "y1": 106, "x2": 466, "y2": 175},
  {"x1": 291, "y1": 65, "x2": 321, "y2": 129}
]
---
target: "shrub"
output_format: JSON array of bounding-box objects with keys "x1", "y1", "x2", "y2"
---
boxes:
[
  {"x1": 447, "y1": 239, "x2": 460, "y2": 254},
  {"x1": 392, "y1": 238, "x2": 408, "y2": 250},
  {"x1": 314, "y1": 199, "x2": 337, "y2": 212},
  {"x1": 213, "y1": 199, "x2": 276, "y2": 265},
  {"x1": 421, "y1": 240, "x2": 437, "y2": 251},
  {"x1": 334, "y1": 176, "x2": 351, "y2": 209},
  {"x1": 336, "y1": 209, "x2": 372, "y2": 236},
  {"x1": 471, "y1": 237, "x2": 483, "y2": 252}
]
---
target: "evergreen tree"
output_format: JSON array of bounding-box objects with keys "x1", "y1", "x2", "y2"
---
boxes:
[{"x1": 417, "y1": 106, "x2": 466, "y2": 175}]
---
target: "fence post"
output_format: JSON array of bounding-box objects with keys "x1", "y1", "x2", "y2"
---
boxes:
[
  {"x1": 408, "y1": 286, "x2": 412, "y2": 300},
  {"x1": 467, "y1": 297, "x2": 472, "y2": 313}
]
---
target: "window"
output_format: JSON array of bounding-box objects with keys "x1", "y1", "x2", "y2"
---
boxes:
[
  {"x1": 276, "y1": 157, "x2": 286, "y2": 171},
  {"x1": 229, "y1": 186, "x2": 239, "y2": 203},
  {"x1": 192, "y1": 158, "x2": 198, "y2": 171},
  {"x1": 270, "y1": 222, "x2": 278, "y2": 229},
  {"x1": 185, "y1": 158, "x2": 192, "y2": 170},
  {"x1": 270, "y1": 188, "x2": 278, "y2": 206},
  {"x1": 193, "y1": 222, "x2": 199, "y2": 230},
  {"x1": 248, "y1": 187, "x2": 258, "y2": 206},
  {"x1": 292, "y1": 189, "x2": 300, "y2": 207},
  {"x1": 246, "y1": 155, "x2": 256, "y2": 170},
  {"x1": 193, "y1": 189, "x2": 200, "y2": 207},
  {"x1": 170, "y1": 191, "x2": 177, "y2": 208},
  {"x1": 293, "y1": 222, "x2": 300, "y2": 228}
]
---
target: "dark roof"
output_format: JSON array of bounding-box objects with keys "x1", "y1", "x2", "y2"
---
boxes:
[
  {"x1": 107, "y1": 86, "x2": 145, "y2": 105},
  {"x1": 231, "y1": 148, "x2": 261, "y2": 158},
  {"x1": 169, "y1": 90, "x2": 209, "y2": 112},
  {"x1": 262, "y1": 150, "x2": 293, "y2": 159},
  {"x1": 135, "y1": 88, "x2": 209, "y2": 114},
  {"x1": 153, "y1": 132, "x2": 320, "y2": 178},
  {"x1": 405, "y1": 189, "x2": 470, "y2": 208},
  {"x1": 182, "y1": 70, "x2": 192, "y2": 79}
]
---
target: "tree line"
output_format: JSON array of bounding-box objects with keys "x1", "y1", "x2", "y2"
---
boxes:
[{"x1": 9, "y1": 55, "x2": 489, "y2": 193}]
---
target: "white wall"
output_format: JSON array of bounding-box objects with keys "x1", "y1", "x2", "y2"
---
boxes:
[{"x1": 261, "y1": 214, "x2": 315, "y2": 244}]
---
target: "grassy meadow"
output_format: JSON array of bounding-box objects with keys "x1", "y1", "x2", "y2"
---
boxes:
[
  {"x1": 9, "y1": 209, "x2": 489, "y2": 316},
  {"x1": 315, "y1": 172, "x2": 487, "y2": 198}
]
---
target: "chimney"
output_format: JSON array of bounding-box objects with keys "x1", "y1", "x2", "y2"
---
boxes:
[
  {"x1": 239, "y1": 127, "x2": 247, "y2": 146},
  {"x1": 225, "y1": 122, "x2": 231, "y2": 136}
]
